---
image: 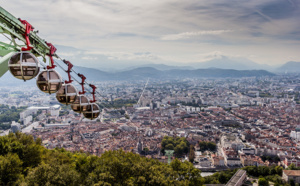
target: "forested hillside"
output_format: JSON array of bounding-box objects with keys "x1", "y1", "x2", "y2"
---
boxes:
[
  {"x1": 0, "y1": 105, "x2": 26, "y2": 130},
  {"x1": 0, "y1": 133, "x2": 204, "y2": 185}
]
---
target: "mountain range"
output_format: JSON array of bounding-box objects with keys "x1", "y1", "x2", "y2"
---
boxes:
[
  {"x1": 0, "y1": 65, "x2": 275, "y2": 86},
  {"x1": 126, "y1": 58, "x2": 300, "y2": 73},
  {"x1": 55, "y1": 45, "x2": 300, "y2": 73},
  {"x1": 1, "y1": 45, "x2": 299, "y2": 86},
  {"x1": 276, "y1": 61, "x2": 300, "y2": 73},
  {"x1": 72, "y1": 66, "x2": 275, "y2": 81}
]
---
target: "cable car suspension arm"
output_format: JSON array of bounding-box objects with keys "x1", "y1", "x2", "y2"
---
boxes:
[
  {"x1": 46, "y1": 42, "x2": 56, "y2": 69},
  {"x1": 18, "y1": 19, "x2": 34, "y2": 51},
  {"x1": 0, "y1": 7, "x2": 51, "y2": 60},
  {"x1": 63, "y1": 59, "x2": 73, "y2": 84},
  {"x1": 78, "y1": 73, "x2": 86, "y2": 95},
  {"x1": 89, "y1": 84, "x2": 97, "y2": 103}
]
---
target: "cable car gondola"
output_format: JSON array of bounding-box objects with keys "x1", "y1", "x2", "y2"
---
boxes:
[
  {"x1": 8, "y1": 51, "x2": 40, "y2": 81},
  {"x1": 36, "y1": 42, "x2": 63, "y2": 94},
  {"x1": 56, "y1": 83, "x2": 78, "y2": 104},
  {"x1": 71, "y1": 95, "x2": 90, "y2": 113},
  {"x1": 36, "y1": 69, "x2": 63, "y2": 94},
  {"x1": 1, "y1": 14, "x2": 102, "y2": 120},
  {"x1": 83, "y1": 103, "x2": 100, "y2": 120}
]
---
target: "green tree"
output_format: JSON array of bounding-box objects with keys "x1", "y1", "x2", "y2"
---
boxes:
[
  {"x1": 161, "y1": 136, "x2": 189, "y2": 157},
  {"x1": 171, "y1": 159, "x2": 204, "y2": 185},
  {"x1": 204, "y1": 169, "x2": 237, "y2": 184},
  {"x1": 207, "y1": 142, "x2": 217, "y2": 151},
  {"x1": 288, "y1": 163, "x2": 297, "y2": 170},
  {"x1": 165, "y1": 144, "x2": 174, "y2": 150},
  {"x1": 144, "y1": 147, "x2": 149, "y2": 155},
  {"x1": 289, "y1": 179, "x2": 296, "y2": 186},
  {"x1": 189, "y1": 145, "x2": 195, "y2": 163},
  {"x1": 0, "y1": 104, "x2": 26, "y2": 126},
  {"x1": 11, "y1": 132, "x2": 43, "y2": 169},
  {"x1": 199, "y1": 141, "x2": 216, "y2": 152},
  {"x1": 218, "y1": 172, "x2": 228, "y2": 183},
  {"x1": 258, "y1": 166, "x2": 270, "y2": 176},
  {"x1": 0, "y1": 153, "x2": 23, "y2": 185},
  {"x1": 275, "y1": 166, "x2": 283, "y2": 176},
  {"x1": 26, "y1": 163, "x2": 80, "y2": 186},
  {"x1": 0, "y1": 133, "x2": 205, "y2": 185},
  {"x1": 258, "y1": 177, "x2": 269, "y2": 186}
]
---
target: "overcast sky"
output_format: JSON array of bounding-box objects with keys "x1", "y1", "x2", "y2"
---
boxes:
[{"x1": 2, "y1": 0, "x2": 300, "y2": 66}]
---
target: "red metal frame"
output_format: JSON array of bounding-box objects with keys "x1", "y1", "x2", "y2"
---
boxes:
[
  {"x1": 89, "y1": 84, "x2": 97, "y2": 103},
  {"x1": 78, "y1": 73, "x2": 86, "y2": 95},
  {"x1": 45, "y1": 42, "x2": 57, "y2": 69},
  {"x1": 63, "y1": 60, "x2": 73, "y2": 84},
  {"x1": 19, "y1": 18, "x2": 34, "y2": 51}
]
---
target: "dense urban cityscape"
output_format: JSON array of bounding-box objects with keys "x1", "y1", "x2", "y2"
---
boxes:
[
  {"x1": 1, "y1": 75, "x2": 300, "y2": 177},
  {"x1": 1, "y1": 0, "x2": 300, "y2": 185}
]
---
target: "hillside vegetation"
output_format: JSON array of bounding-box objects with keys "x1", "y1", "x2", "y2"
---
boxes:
[
  {"x1": 0, "y1": 105, "x2": 27, "y2": 130},
  {"x1": 161, "y1": 136, "x2": 189, "y2": 157},
  {"x1": 0, "y1": 132, "x2": 204, "y2": 185}
]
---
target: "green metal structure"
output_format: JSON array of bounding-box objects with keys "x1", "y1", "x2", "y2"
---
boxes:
[
  {"x1": 0, "y1": 6, "x2": 101, "y2": 120},
  {"x1": 0, "y1": 6, "x2": 55, "y2": 77},
  {"x1": 165, "y1": 150, "x2": 174, "y2": 164}
]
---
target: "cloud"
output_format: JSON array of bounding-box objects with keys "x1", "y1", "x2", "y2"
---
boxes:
[
  {"x1": 192, "y1": 51, "x2": 242, "y2": 62},
  {"x1": 59, "y1": 51, "x2": 82, "y2": 57},
  {"x1": 85, "y1": 51, "x2": 160, "y2": 61},
  {"x1": 1, "y1": 0, "x2": 300, "y2": 65},
  {"x1": 81, "y1": 56, "x2": 98, "y2": 60},
  {"x1": 254, "y1": 10, "x2": 273, "y2": 22},
  {"x1": 161, "y1": 30, "x2": 233, "y2": 40}
]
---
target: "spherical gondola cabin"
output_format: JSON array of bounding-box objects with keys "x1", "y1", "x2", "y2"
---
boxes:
[
  {"x1": 71, "y1": 95, "x2": 90, "y2": 113},
  {"x1": 83, "y1": 103, "x2": 100, "y2": 120},
  {"x1": 56, "y1": 83, "x2": 78, "y2": 105},
  {"x1": 8, "y1": 52, "x2": 40, "y2": 81},
  {"x1": 36, "y1": 69, "x2": 63, "y2": 94}
]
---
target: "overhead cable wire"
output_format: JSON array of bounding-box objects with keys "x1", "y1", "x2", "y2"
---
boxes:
[
  {"x1": 56, "y1": 56, "x2": 103, "y2": 98},
  {"x1": 51, "y1": 59, "x2": 112, "y2": 109}
]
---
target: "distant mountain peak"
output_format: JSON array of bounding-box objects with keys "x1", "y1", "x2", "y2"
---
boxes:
[
  {"x1": 187, "y1": 56, "x2": 273, "y2": 71},
  {"x1": 276, "y1": 61, "x2": 300, "y2": 73}
]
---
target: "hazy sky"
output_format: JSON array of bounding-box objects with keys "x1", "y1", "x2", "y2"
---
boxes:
[{"x1": 2, "y1": 0, "x2": 300, "y2": 66}]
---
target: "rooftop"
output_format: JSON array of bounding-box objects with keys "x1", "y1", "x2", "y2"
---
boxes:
[{"x1": 283, "y1": 170, "x2": 300, "y2": 177}]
